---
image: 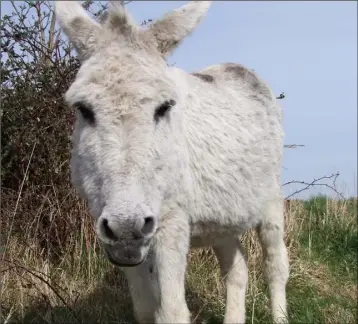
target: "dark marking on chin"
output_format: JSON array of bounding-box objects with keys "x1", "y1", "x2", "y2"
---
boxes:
[{"x1": 149, "y1": 265, "x2": 153, "y2": 274}]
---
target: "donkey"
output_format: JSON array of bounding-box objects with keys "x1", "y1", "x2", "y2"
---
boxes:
[{"x1": 55, "y1": 1, "x2": 289, "y2": 323}]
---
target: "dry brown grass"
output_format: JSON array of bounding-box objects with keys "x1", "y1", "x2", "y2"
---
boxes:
[{"x1": 1, "y1": 198, "x2": 357, "y2": 323}]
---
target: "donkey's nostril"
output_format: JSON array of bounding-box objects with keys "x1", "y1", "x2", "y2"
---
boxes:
[
  {"x1": 102, "y1": 218, "x2": 118, "y2": 241},
  {"x1": 141, "y1": 216, "x2": 156, "y2": 236},
  {"x1": 133, "y1": 216, "x2": 156, "y2": 239}
]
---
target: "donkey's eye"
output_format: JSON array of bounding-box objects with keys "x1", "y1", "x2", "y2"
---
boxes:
[
  {"x1": 75, "y1": 102, "x2": 95, "y2": 125},
  {"x1": 154, "y1": 99, "x2": 176, "y2": 123}
]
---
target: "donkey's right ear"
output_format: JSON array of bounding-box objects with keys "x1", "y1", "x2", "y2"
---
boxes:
[{"x1": 55, "y1": 1, "x2": 101, "y2": 60}]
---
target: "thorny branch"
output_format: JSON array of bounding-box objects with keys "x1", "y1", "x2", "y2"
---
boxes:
[{"x1": 283, "y1": 172, "x2": 344, "y2": 200}]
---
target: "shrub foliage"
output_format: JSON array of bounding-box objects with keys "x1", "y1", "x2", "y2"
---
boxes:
[{"x1": 1, "y1": 1, "x2": 108, "y2": 258}]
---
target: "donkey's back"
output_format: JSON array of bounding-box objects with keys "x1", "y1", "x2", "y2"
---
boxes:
[{"x1": 192, "y1": 62, "x2": 274, "y2": 105}]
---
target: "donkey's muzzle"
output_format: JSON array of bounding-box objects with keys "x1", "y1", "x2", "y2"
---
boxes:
[
  {"x1": 96, "y1": 214, "x2": 156, "y2": 267},
  {"x1": 97, "y1": 215, "x2": 157, "y2": 243}
]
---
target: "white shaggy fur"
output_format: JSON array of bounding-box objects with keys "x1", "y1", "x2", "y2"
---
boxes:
[{"x1": 55, "y1": 1, "x2": 289, "y2": 323}]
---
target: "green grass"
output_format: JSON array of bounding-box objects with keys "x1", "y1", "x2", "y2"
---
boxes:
[
  {"x1": 1, "y1": 197, "x2": 357, "y2": 323},
  {"x1": 300, "y1": 196, "x2": 357, "y2": 282}
]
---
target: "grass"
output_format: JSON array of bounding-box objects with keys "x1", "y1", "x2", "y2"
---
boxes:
[{"x1": 1, "y1": 196, "x2": 357, "y2": 324}]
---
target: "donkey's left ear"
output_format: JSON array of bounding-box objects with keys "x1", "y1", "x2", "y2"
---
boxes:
[{"x1": 146, "y1": 1, "x2": 212, "y2": 58}]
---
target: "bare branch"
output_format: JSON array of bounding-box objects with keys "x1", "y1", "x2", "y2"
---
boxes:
[
  {"x1": 34, "y1": 2, "x2": 47, "y2": 62},
  {"x1": 283, "y1": 172, "x2": 344, "y2": 200},
  {"x1": 46, "y1": 10, "x2": 57, "y2": 66},
  {"x1": 284, "y1": 144, "x2": 305, "y2": 149}
]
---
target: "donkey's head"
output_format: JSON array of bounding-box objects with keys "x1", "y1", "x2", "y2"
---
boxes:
[{"x1": 56, "y1": 1, "x2": 211, "y2": 266}]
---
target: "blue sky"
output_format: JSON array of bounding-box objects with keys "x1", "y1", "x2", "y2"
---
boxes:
[{"x1": 2, "y1": 1, "x2": 357, "y2": 198}]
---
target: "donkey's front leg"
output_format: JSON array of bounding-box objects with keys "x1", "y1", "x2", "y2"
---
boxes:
[
  {"x1": 153, "y1": 209, "x2": 191, "y2": 323},
  {"x1": 124, "y1": 209, "x2": 190, "y2": 323},
  {"x1": 123, "y1": 261, "x2": 159, "y2": 324}
]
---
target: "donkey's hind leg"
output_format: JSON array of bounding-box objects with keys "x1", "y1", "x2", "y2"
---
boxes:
[
  {"x1": 213, "y1": 237, "x2": 248, "y2": 324},
  {"x1": 257, "y1": 199, "x2": 289, "y2": 323}
]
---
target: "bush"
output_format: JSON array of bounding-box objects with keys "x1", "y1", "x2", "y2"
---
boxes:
[{"x1": 1, "y1": 1, "x2": 107, "y2": 260}]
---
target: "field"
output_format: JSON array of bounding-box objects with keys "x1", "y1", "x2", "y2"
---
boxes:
[{"x1": 1, "y1": 196, "x2": 357, "y2": 324}]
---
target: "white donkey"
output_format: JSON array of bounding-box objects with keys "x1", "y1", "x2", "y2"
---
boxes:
[{"x1": 55, "y1": 1, "x2": 289, "y2": 323}]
